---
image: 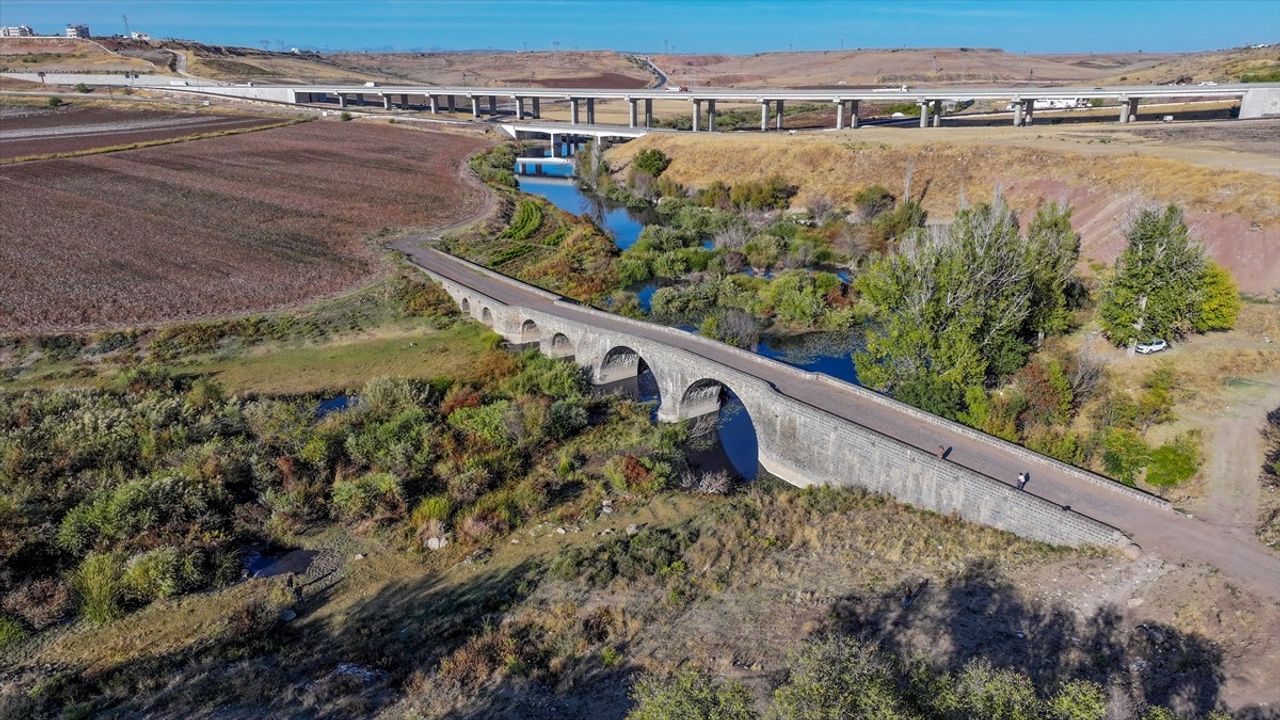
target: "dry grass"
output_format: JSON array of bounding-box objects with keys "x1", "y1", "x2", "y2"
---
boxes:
[
  {"x1": 652, "y1": 45, "x2": 1280, "y2": 88},
  {"x1": 608, "y1": 130, "x2": 1280, "y2": 224},
  {"x1": 1089, "y1": 303, "x2": 1280, "y2": 403},
  {"x1": 0, "y1": 37, "x2": 154, "y2": 73},
  {"x1": 328, "y1": 50, "x2": 653, "y2": 88},
  {"x1": 605, "y1": 127, "x2": 1280, "y2": 295},
  {"x1": 179, "y1": 321, "x2": 496, "y2": 396}
]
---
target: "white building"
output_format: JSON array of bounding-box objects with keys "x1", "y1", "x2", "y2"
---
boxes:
[
  {"x1": 1, "y1": 25, "x2": 35, "y2": 38},
  {"x1": 130, "y1": 31, "x2": 151, "y2": 40},
  {"x1": 65, "y1": 24, "x2": 90, "y2": 38}
]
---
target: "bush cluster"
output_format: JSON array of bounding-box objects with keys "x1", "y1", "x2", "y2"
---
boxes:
[
  {"x1": 0, "y1": 345, "x2": 662, "y2": 634},
  {"x1": 627, "y1": 636, "x2": 1229, "y2": 720}
]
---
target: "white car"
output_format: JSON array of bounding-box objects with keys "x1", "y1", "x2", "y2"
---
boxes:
[{"x1": 1136, "y1": 339, "x2": 1168, "y2": 354}]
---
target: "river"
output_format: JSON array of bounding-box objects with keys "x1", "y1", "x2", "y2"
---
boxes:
[{"x1": 516, "y1": 160, "x2": 862, "y2": 481}]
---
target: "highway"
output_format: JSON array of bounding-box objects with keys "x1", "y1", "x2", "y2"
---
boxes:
[
  {"x1": 151, "y1": 79, "x2": 1268, "y2": 103},
  {"x1": 393, "y1": 240, "x2": 1280, "y2": 601}
]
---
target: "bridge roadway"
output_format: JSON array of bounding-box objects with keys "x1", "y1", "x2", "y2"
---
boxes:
[
  {"x1": 97, "y1": 77, "x2": 1279, "y2": 129},
  {"x1": 394, "y1": 241, "x2": 1280, "y2": 600}
]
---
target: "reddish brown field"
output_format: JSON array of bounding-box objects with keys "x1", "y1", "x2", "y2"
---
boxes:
[
  {"x1": 0, "y1": 121, "x2": 490, "y2": 332},
  {"x1": 0, "y1": 105, "x2": 286, "y2": 160},
  {"x1": 328, "y1": 50, "x2": 653, "y2": 88}
]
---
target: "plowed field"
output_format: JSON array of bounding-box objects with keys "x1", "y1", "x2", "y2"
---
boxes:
[
  {"x1": 0, "y1": 121, "x2": 489, "y2": 332},
  {"x1": 0, "y1": 106, "x2": 285, "y2": 160}
]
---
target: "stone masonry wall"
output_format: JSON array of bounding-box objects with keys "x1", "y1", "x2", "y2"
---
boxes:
[{"x1": 419, "y1": 261, "x2": 1136, "y2": 551}]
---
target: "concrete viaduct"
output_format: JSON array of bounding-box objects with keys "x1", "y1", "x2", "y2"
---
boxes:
[
  {"x1": 131, "y1": 79, "x2": 1280, "y2": 130},
  {"x1": 394, "y1": 241, "x2": 1280, "y2": 599}
]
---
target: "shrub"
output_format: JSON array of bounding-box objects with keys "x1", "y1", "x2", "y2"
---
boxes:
[
  {"x1": 1102, "y1": 429, "x2": 1151, "y2": 484},
  {"x1": 3, "y1": 578, "x2": 72, "y2": 630},
  {"x1": 853, "y1": 184, "x2": 895, "y2": 218},
  {"x1": 548, "y1": 399, "x2": 589, "y2": 440},
  {"x1": 121, "y1": 546, "x2": 193, "y2": 602},
  {"x1": 1047, "y1": 680, "x2": 1107, "y2": 720},
  {"x1": 771, "y1": 636, "x2": 908, "y2": 720},
  {"x1": 632, "y1": 148, "x2": 672, "y2": 178},
  {"x1": 47, "y1": 96, "x2": 63, "y2": 108},
  {"x1": 627, "y1": 669, "x2": 757, "y2": 720},
  {"x1": 76, "y1": 552, "x2": 126, "y2": 623},
  {"x1": 447, "y1": 401, "x2": 514, "y2": 447},
  {"x1": 944, "y1": 658, "x2": 1044, "y2": 719},
  {"x1": 74, "y1": 82, "x2": 90, "y2": 93},
  {"x1": 550, "y1": 527, "x2": 696, "y2": 587},
  {"x1": 57, "y1": 473, "x2": 222, "y2": 555},
  {"x1": 0, "y1": 614, "x2": 27, "y2": 650},
  {"x1": 331, "y1": 472, "x2": 405, "y2": 522},
  {"x1": 340, "y1": 111, "x2": 353, "y2": 121},
  {"x1": 1146, "y1": 432, "x2": 1202, "y2": 487},
  {"x1": 1194, "y1": 262, "x2": 1240, "y2": 332}
]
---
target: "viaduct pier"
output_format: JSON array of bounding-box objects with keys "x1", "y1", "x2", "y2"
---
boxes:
[{"x1": 107, "y1": 78, "x2": 1280, "y2": 131}]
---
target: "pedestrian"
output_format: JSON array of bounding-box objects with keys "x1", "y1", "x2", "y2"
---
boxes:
[
  {"x1": 1017, "y1": 472, "x2": 1029, "y2": 490},
  {"x1": 936, "y1": 444, "x2": 946, "y2": 459}
]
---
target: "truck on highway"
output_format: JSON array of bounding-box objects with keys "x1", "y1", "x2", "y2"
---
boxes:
[{"x1": 664, "y1": 85, "x2": 688, "y2": 92}]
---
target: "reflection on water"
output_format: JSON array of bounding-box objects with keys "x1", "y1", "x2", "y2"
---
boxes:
[
  {"x1": 516, "y1": 175, "x2": 653, "y2": 249},
  {"x1": 316, "y1": 394, "x2": 354, "y2": 418},
  {"x1": 757, "y1": 332, "x2": 863, "y2": 385},
  {"x1": 689, "y1": 393, "x2": 759, "y2": 481}
]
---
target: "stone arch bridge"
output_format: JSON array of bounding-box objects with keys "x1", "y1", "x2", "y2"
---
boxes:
[{"x1": 397, "y1": 243, "x2": 1280, "y2": 599}]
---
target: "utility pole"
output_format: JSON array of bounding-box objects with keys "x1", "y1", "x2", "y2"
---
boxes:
[{"x1": 121, "y1": 14, "x2": 130, "y2": 37}]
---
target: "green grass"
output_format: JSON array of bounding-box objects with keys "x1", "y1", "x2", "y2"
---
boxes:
[{"x1": 180, "y1": 321, "x2": 495, "y2": 395}]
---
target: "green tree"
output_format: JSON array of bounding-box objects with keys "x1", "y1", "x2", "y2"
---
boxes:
[
  {"x1": 1025, "y1": 202, "x2": 1081, "y2": 341},
  {"x1": 770, "y1": 636, "x2": 909, "y2": 720},
  {"x1": 1098, "y1": 205, "x2": 1206, "y2": 348},
  {"x1": 1193, "y1": 261, "x2": 1241, "y2": 332},
  {"x1": 626, "y1": 669, "x2": 758, "y2": 720},
  {"x1": 855, "y1": 197, "x2": 1062, "y2": 414}
]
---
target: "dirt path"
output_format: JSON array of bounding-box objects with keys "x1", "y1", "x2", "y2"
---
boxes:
[{"x1": 1186, "y1": 375, "x2": 1280, "y2": 542}]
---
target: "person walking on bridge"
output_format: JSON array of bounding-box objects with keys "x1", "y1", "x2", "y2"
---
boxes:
[{"x1": 1017, "y1": 472, "x2": 1029, "y2": 491}]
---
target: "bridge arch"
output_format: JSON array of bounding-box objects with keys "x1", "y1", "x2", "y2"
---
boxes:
[
  {"x1": 596, "y1": 344, "x2": 662, "y2": 416},
  {"x1": 678, "y1": 377, "x2": 760, "y2": 481},
  {"x1": 520, "y1": 319, "x2": 540, "y2": 344},
  {"x1": 548, "y1": 331, "x2": 575, "y2": 358},
  {"x1": 480, "y1": 307, "x2": 493, "y2": 325},
  {"x1": 460, "y1": 297, "x2": 471, "y2": 315}
]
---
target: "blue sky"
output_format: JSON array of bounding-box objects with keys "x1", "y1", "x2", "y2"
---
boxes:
[{"x1": 4, "y1": 1, "x2": 1278, "y2": 53}]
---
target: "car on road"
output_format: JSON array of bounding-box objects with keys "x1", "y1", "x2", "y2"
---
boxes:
[{"x1": 1136, "y1": 338, "x2": 1168, "y2": 354}]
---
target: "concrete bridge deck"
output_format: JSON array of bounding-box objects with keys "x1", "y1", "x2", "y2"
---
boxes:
[
  {"x1": 392, "y1": 241, "x2": 1280, "y2": 600},
  {"x1": 15, "y1": 72, "x2": 1269, "y2": 130}
]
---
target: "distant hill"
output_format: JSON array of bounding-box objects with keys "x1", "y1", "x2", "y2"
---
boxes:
[
  {"x1": 651, "y1": 46, "x2": 1280, "y2": 88},
  {"x1": 3, "y1": 38, "x2": 1276, "y2": 89}
]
